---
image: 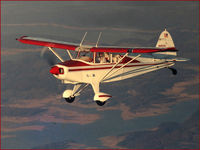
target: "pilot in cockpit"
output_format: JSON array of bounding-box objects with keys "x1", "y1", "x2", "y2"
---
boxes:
[{"x1": 99, "y1": 52, "x2": 110, "y2": 63}]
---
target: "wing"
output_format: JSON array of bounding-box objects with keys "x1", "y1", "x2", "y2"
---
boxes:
[
  {"x1": 17, "y1": 36, "x2": 79, "y2": 50},
  {"x1": 17, "y1": 36, "x2": 178, "y2": 54},
  {"x1": 90, "y1": 46, "x2": 178, "y2": 53}
]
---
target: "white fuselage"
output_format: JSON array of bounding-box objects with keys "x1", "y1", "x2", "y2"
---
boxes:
[{"x1": 51, "y1": 56, "x2": 174, "y2": 84}]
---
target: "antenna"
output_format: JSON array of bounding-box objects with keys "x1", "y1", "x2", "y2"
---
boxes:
[
  {"x1": 80, "y1": 32, "x2": 87, "y2": 47},
  {"x1": 95, "y1": 32, "x2": 102, "y2": 47}
]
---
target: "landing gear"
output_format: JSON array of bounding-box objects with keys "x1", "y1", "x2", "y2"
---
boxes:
[
  {"x1": 168, "y1": 67, "x2": 177, "y2": 75},
  {"x1": 65, "y1": 96, "x2": 75, "y2": 103},
  {"x1": 93, "y1": 92, "x2": 111, "y2": 106},
  {"x1": 96, "y1": 100, "x2": 106, "y2": 106},
  {"x1": 63, "y1": 83, "x2": 89, "y2": 104}
]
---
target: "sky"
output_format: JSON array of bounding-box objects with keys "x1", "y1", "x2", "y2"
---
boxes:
[{"x1": 1, "y1": 1, "x2": 199, "y2": 149}]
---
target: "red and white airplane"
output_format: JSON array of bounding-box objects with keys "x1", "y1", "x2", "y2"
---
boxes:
[{"x1": 17, "y1": 29, "x2": 188, "y2": 106}]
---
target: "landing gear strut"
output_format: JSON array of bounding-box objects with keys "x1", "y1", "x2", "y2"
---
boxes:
[
  {"x1": 65, "y1": 96, "x2": 75, "y2": 103},
  {"x1": 168, "y1": 67, "x2": 177, "y2": 75},
  {"x1": 63, "y1": 83, "x2": 89, "y2": 104}
]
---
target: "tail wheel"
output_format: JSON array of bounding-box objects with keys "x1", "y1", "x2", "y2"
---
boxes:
[
  {"x1": 168, "y1": 67, "x2": 177, "y2": 75},
  {"x1": 96, "y1": 101, "x2": 106, "y2": 106},
  {"x1": 65, "y1": 96, "x2": 75, "y2": 103}
]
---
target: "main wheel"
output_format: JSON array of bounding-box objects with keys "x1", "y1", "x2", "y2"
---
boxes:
[
  {"x1": 96, "y1": 100, "x2": 106, "y2": 106},
  {"x1": 65, "y1": 96, "x2": 75, "y2": 103}
]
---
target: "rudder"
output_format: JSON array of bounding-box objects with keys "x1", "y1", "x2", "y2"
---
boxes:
[{"x1": 155, "y1": 29, "x2": 176, "y2": 56}]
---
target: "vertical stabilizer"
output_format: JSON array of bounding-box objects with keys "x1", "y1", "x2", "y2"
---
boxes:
[{"x1": 155, "y1": 29, "x2": 176, "y2": 56}]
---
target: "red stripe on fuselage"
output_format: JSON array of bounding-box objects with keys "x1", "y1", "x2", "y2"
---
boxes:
[
  {"x1": 99, "y1": 95, "x2": 112, "y2": 98},
  {"x1": 67, "y1": 62, "x2": 167, "y2": 72},
  {"x1": 58, "y1": 58, "x2": 140, "y2": 67}
]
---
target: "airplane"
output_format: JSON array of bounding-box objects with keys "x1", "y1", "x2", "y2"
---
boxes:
[{"x1": 17, "y1": 29, "x2": 188, "y2": 106}]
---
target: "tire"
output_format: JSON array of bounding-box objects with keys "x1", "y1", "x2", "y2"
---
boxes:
[
  {"x1": 65, "y1": 96, "x2": 75, "y2": 103},
  {"x1": 96, "y1": 100, "x2": 106, "y2": 106}
]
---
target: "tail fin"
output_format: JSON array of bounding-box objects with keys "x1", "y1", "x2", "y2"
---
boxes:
[{"x1": 155, "y1": 29, "x2": 177, "y2": 56}]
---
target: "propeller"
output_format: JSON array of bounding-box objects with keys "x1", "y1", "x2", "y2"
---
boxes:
[
  {"x1": 40, "y1": 47, "x2": 57, "y2": 66},
  {"x1": 168, "y1": 67, "x2": 177, "y2": 75}
]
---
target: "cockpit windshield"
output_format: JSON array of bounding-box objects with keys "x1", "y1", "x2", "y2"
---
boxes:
[{"x1": 75, "y1": 51, "x2": 121, "y2": 64}]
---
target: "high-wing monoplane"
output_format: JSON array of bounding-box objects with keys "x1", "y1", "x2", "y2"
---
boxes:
[{"x1": 17, "y1": 29, "x2": 188, "y2": 106}]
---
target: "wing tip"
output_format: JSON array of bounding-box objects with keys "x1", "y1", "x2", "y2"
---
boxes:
[{"x1": 16, "y1": 36, "x2": 28, "y2": 41}]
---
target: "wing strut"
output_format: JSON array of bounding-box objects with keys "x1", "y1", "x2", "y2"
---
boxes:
[
  {"x1": 93, "y1": 32, "x2": 102, "y2": 63},
  {"x1": 95, "y1": 32, "x2": 102, "y2": 47},
  {"x1": 66, "y1": 50, "x2": 73, "y2": 59},
  {"x1": 48, "y1": 47, "x2": 64, "y2": 62},
  {"x1": 100, "y1": 53, "x2": 128, "y2": 82},
  {"x1": 80, "y1": 32, "x2": 87, "y2": 47},
  {"x1": 103, "y1": 54, "x2": 141, "y2": 81}
]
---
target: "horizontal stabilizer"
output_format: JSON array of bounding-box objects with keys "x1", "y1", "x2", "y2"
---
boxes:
[
  {"x1": 153, "y1": 54, "x2": 189, "y2": 61},
  {"x1": 169, "y1": 57, "x2": 189, "y2": 62}
]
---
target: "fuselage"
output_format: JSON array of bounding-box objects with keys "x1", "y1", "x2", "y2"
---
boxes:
[{"x1": 50, "y1": 55, "x2": 174, "y2": 84}]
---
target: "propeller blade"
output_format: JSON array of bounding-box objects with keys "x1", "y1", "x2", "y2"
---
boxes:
[{"x1": 40, "y1": 47, "x2": 57, "y2": 66}]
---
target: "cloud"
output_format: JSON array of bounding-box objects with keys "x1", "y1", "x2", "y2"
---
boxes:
[
  {"x1": 161, "y1": 76, "x2": 199, "y2": 101},
  {"x1": 33, "y1": 140, "x2": 94, "y2": 149},
  {"x1": 2, "y1": 125, "x2": 44, "y2": 140},
  {"x1": 5, "y1": 95, "x2": 57, "y2": 109},
  {"x1": 40, "y1": 106, "x2": 101, "y2": 124},
  {"x1": 59, "y1": 100, "x2": 173, "y2": 121},
  {"x1": 1, "y1": 23, "x2": 106, "y2": 31},
  {"x1": 113, "y1": 77, "x2": 199, "y2": 120},
  {"x1": 67, "y1": 142, "x2": 87, "y2": 149},
  {"x1": 2, "y1": 125, "x2": 45, "y2": 132},
  {"x1": 183, "y1": 65, "x2": 199, "y2": 72},
  {"x1": 2, "y1": 23, "x2": 158, "y2": 33},
  {"x1": 86, "y1": 102, "x2": 171, "y2": 120},
  {"x1": 2, "y1": 110, "x2": 100, "y2": 125},
  {"x1": 3, "y1": 95, "x2": 101, "y2": 125},
  {"x1": 2, "y1": 23, "x2": 49, "y2": 27},
  {"x1": 127, "y1": 89, "x2": 139, "y2": 97},
  {"x1": 111, "y1": 27, "x2": 159, "y2": 33},
  {"x1": 4, "y1": 93, "x2": 173, "y2": 125},
  {"x1": 99, "y1": 135, "x2": 126, "y2": 149},
  {"x1": 180, "y1": 28, "x2": 199, "y2": 33},
  {"x1": 1, "y1": 134, "x2": 16, "y2": 139},
  {"x1": 4, "y1": 75, "x2": 198, "y2": 125},
  {"x1": 1, "y1": 48, "x2": 42, "y2": 55},
  {"x1": 119, "y1": 103, "x2": 172, "y2": 120}
]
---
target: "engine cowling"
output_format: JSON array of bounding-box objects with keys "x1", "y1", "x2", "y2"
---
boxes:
[{"x1": 50, "y1": 66, "x2": 64, "y2": 75}]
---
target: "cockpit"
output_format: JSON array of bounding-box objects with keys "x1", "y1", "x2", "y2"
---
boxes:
[{"x1": 76, "y1": 51, "x2": 121, "y2": 64}]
